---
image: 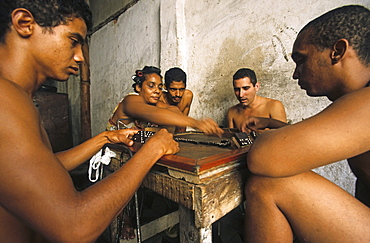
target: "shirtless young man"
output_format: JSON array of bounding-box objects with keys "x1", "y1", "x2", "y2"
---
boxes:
[
  {"x1": 226, "y1": 68, "x2": 287, "y2": 132},
  {"x1": 0, "y1": 1, "x2": 179, "y2": 242},
  {"x1": 243, "y1": 5, "x2": 370, "y2": 242},
  {"x1": 161, "y1": 67, "x2": 193, "y2": 116},
  {"x1": 108, "y1": 66, "x2": 223, "y2": 136}
]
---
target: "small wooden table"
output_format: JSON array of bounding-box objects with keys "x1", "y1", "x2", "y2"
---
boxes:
[{"x1": 108, "y1": 132, "x2": 250, "y2": 242}]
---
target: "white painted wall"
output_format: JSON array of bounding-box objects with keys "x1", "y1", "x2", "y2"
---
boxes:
[{"x1": 64, "y1": 0, "x2": 370, "y2": 194}]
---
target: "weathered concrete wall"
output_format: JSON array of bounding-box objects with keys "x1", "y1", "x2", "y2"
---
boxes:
[
  {"x1": 89, "y1": 0, "x2": 162, "y2": 133},
  {"x1": 89, "y1": 0, "x2": 138, "y2": 28},
  {"x1": 64, "y1": 0, "x2": 370, "y2": 194}
]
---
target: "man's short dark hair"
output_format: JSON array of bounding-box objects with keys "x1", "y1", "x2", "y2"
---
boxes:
[
  {"x1": 164, "y1": 67, "x2": 187, "y2": 88},
  {"x1": 233, "y1": 68, "x2": 257, "y2": 86},
  {"x1": 0, "y1": 0, "x2": 92, "y2": 43},
  {"x1": 300, "y1": 5, "x2": 370, "y2": 66}
]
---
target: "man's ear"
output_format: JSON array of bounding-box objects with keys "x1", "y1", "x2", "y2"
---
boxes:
[
  {"x1": 11, "y1": 8, "x2": 35, "y2": 38},
  {"x1": 255, "y1": 82, "x2": 261, "y2": 91},
  {"x1": 331, "y1": 39, "x2": 349, "y2": 64}
]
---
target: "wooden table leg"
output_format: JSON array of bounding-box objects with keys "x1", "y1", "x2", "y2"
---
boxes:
[{"x1": 179, "y1": 205, "x2": 212, "y2": 243}]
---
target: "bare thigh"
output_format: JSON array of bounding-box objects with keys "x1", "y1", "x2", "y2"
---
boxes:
[{"x1": 245, "y1": 171, "x2": 370, "y2": 243}]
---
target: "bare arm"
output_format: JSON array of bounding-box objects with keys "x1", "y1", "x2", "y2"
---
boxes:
[
  {"x1": 180, "y1": 89, "x2": 193, "y2": 116},
  {"x1": 241, "y1": 116, "x2": 289, "y2": 133},
  {"x1": 123, "y1": 95, "x2": 193, "y2": 126},
  {"x1": 1, "y1": 115, "x2": 178, "y2": 242},
  {"x1": 226, "y1": 108, "x2": 235, "y2": 128},
  {"x1": 122, "y1": 95, "x2": 223, "y2": 136},
  {"x1": 56, "y1": 129, "x2": 138, "y2": 171},
  {"x1": 269, "y1": 100, "x2": 287, "y2": 123},
  {"x1": 247, "y1": 88, "x2": 370, "y2": 178}
]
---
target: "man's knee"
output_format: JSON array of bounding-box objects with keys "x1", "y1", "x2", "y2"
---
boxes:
[
  {"x1": 244, "y1": 175, "x2": 275, "y2": 201},
  {"x1": 244, "y1": 174, "x2": 295, "y2": 202}
]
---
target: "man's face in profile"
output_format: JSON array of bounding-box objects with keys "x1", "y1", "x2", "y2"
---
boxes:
[
  {"x1": 291, "y1": 30, "x2": 336, "y2": 99},
  {"x1": 35, "y1": 17, "x2": 87, "y2": 82}
]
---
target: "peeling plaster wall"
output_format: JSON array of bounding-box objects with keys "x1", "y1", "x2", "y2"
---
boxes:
[
  {"x1": 89, "y1": 0, "x2": 162, "y2": 134},
  {"x1": 65, "y1": 0, "x2": 370, "y2": 194}
]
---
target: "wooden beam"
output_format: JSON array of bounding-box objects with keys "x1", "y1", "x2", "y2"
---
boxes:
[{"x1": 80, "y1": 40, "x2": 92, "y2": 142}]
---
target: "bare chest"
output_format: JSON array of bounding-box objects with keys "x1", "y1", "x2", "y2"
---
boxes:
[{"x1": 237, "y1": 106, "x2": 270, "y2": 118}]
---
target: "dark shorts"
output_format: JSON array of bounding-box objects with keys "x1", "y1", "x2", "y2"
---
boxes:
[{"x1": 355, "y1": 179, "x2": 370, "y2": 208}]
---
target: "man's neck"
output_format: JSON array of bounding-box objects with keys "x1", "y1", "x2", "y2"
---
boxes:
[
  {"x1": 240, "y1": 95, "x2": 261, "y2": 110},
  {"x1": 0, "y1": 44, "x2": 43, "y2": 97}
]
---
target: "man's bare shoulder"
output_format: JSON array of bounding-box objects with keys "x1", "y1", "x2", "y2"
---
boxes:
[
  {"x1": 0, "y1": 78, "x2": 37, "y2": 120},
  {"x1": 267, "y1": 98, "x2": 284, "y2": 108},
  {"x1": 258, "y1": 96, "x2": 281, "y2": 104},
  {"x1": 0, "y1": 77, "x2": 25, "y2": 95},
  {"x1": 184, "y1": 89, "x2": 193, "y2": 97},
  {"x1": 257, "y1": 96, "x2": 285, "y2": 111},
  {"x1": 0, "y1": 79, "x2": 43, "y2": 145},
  {"x1": 182, "y1": 89, "x2": 193, "y2": 104},
  {"x1": 227, "y1": 103, "x2": 243, "y2": 114},
  {"x1": 331, "y1": 86, "x2": 370, "y2": 110}
]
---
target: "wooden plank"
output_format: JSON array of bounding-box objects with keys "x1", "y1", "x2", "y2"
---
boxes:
[
  {"x1": 140, "y1": 210, "x2": 179, "y2": 241},
  {"x1": 179, "y1": 205, "x2": 212, "y2": 243},
  {"x1": 194, "y1": 167, "x2": 249, "y2": 228},
  {"x1": 167, "y1": 159, "x2": 246, "y2": 184},
  {"x1": 142, "y1": 171, "x2": 195, "y2": 209},
  {"x1": 142, "y1": 162, "x2": 249, "y2": 228}
]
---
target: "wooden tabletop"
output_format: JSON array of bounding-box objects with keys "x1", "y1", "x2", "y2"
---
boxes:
[{"x1": 105, "y1": 131, "x2": 251, "y2": 175}]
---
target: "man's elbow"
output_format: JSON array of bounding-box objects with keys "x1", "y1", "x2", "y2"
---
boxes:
[{"x1": 43, "y1": 215, "x2": 104, "y2": 243}]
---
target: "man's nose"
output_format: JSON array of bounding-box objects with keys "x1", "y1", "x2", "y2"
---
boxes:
[
  {"x1": 292, "y1": 66, "x2": 299, "y2": 80},
  {"x1": 74, "y1": 46, "x2": 85, "y2": 64},
  {"x1": 239, "y1": 90, "x2": 245, "y2": 97}
]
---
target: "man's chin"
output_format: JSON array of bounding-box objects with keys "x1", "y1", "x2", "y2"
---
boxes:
[
  {"x1": 51, "y1": 76, "x2": 71, "y2": 82},
  {"x1": 240, "y1": 102, "x2": 250, "y2": 107},
  {"x1": 171, "y1": 99, "x2": 181, "y2": 104}
]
